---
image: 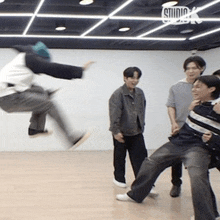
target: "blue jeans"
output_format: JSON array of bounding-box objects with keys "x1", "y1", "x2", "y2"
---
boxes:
[{"x1": 127, "y1": 141, "x2": 216, "y2": 220}]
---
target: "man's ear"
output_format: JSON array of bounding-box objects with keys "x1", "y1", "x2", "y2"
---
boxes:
[{"x1": 209, "y1": 86, "x2": 216, "y2": 93}]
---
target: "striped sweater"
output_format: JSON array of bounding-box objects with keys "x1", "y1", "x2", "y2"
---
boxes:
[{"x1": 169, "y1": 100, "x2": 220, "y2": 154}]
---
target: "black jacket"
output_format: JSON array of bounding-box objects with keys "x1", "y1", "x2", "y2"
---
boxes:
[{"x1": 13, "y1": 45, "x2": 83, "y2": 80}]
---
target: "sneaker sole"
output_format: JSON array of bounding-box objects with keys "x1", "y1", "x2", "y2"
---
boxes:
[
  {"x1": 29, "y1": 130, "x2": 53, "y2": 138},
  {"x1": 148, "y1": 192, "x2": 159, "y2": 198},
  {"x1": 148, "y1": 190, "x2": 159, "y2": 198},
  {"x1": 113, "y1": 179, "x2": 127, "y2": 188},
  {"x1": 69, "y1": 132, "x2": 90, "y2": 150},
  {"x1": 116, "y1": 194, "x2": 135, "y2": 202}
]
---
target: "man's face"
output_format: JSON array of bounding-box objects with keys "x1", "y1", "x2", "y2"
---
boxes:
[
  {"x1": 124, "y1": 71, "x2": 139, "y2": 91},
  {"x1": 185, "y1": 62, "x2": 204, "y2": 82},
  {"x1": 192, "y1": 80, "x2": 215, "y2": 101}
]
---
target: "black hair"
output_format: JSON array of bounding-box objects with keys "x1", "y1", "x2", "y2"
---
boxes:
[
  {"x1": 194, "y1": 75, "x2": 220, "y2": 99},
  {"x1": 212, "y1": 69, "x2": 220, "y2": 77},
  {"x1": 123, "y1": 67, "x2": 142, "y2": 78},
  {"x1": 183, "y1": 56, "x2": 206, "y2": 75}
]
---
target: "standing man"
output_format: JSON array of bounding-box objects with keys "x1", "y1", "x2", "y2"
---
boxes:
[
  {"x1": 109, "y1": 67, "x2": 157, "y2": 196},
  {"x1": 109, "y1": 67, "x2": 147, "y2": 187},
  {"x1": 166, "y1": 56, "x2": 206, "y2": 197}
]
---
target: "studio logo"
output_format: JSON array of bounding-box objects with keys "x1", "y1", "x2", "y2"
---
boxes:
[{"x1": 162, "y1": 6, "x2": 202, "y2": 25}]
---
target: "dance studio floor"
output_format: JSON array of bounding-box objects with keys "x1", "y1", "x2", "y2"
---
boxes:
[{"x1": 0, "y1": 150, "x2": 219, "y2": 220}]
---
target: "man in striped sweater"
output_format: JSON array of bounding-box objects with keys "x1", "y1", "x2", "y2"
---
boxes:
[{"x1": 116, "y1": 75, "x2": 220, "y2": 220}]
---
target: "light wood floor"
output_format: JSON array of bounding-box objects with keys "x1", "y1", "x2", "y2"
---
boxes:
[{"x1": 0, "y1": 151, "x2": 219, "y2": 220}]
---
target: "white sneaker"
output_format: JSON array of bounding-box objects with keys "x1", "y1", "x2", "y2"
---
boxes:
[
  {"x1": 69, "y1": 131, "x2": 90, "y2": 150},
  {"x1": 116, "y1": 193, "x2": 135, "y2": 202},
  {"x1": 148, "y1": 188, "x2": 159, "y2": 198},
  {"x1": 113, "y1": 179, "x2": 127, "y2": 188}
]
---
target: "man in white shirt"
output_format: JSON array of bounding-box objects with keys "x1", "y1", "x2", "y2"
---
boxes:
[{"x1": 0, "y1": 41, "x2": 93, "y2": 149}]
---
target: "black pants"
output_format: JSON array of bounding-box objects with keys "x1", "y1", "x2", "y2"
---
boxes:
[
  {"x1": 113, "y1": 133, "x2": 147, "y2": 183},
  {"x1": 171, "y1": 162, "x2": 182, "y2": 187}
]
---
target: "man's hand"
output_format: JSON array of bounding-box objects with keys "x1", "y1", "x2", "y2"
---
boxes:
[
  {"x1": 213, "y1": 102, "x2": 220, "y2": 114},
  {"x1": 171, "y1": 122, "x2": 180, "y2": 136},
  {"x1": 167, "y1": 107, "x2": 180, "y2": 136},
  {"x1": 189, "y1": 100, "x2": 201, "y2": 111},
  {"x1": 202, "y1": 131, "x2": 212, "y2": 143},
  {"x1": 114, "y1": 133, "x2": 125, "y2": 143}
]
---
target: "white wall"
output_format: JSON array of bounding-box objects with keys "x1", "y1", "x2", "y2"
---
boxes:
[{"x1": 0, "y1": 47, "x2": 220, "y2": 151}]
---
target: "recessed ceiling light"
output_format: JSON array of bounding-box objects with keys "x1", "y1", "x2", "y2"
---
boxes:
[
  {"x1": 180, "y1": 28, "x2": 193, "y2": 34},
  {"x1": 162, "y1": 0, "x2": 178, "y2": 7},
  {"x1": 119, "y1": 27, "x2": 130, "y2": 32},
  {"x1": 55, "y1": 22, "x2": 66, "y2": 31},
  {"x1": 79, "y1": 0, "x2": 94, "y2": 5},
  {"x1": 55, "y1": 26, "x2": 66, "y2": 31},
  {"x1": 179, "y1": 25, "x2": 194, "y2": 34}
]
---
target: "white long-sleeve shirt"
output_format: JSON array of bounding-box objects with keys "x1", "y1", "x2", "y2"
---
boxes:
[
  {"x1": 0, "y1": 53, "x2": 34, "y2": 97},
  {"x1": 0, "y1": 48, "x2": 84, "y2": 98}
]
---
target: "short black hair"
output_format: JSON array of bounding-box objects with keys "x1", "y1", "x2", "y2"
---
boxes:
[
  {"x1": 212, "y1": 69, "x2": 220, "y2": 77},
  {"x1": 123, "y1": 67, "x2": 142, "y2": 78},
  {"x1": 183, "y1": 56, "x2": 206, "y2": 75},
  {"x1": 194, "y1": 75, "x2": 220, "y2": 99}
]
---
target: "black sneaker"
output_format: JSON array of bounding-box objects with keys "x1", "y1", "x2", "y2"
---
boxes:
[
  {"x1": 170, "y1": 185, "x2": 181, "y2": 197},
  {"x1": 28, "y1": 128, "x2": 52, "y2": 138}
]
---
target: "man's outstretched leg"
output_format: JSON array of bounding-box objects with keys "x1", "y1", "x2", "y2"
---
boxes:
[
  {"x1": 116, "y1": 142, "x2": 180, "y2": 203},
  {"x1": 0, "y1": 87, "x2": 89, "y2": 149}
]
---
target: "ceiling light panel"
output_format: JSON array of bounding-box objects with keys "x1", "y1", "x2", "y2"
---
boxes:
[
  {"x1": 190, "y1": 27, "x2": 220, "y2": 40},
  {"x1": 37, "y1": 14, "x2": 106, "y2": 19},
  {"x1": 0, "y1": 34, "x2": 186, "y2": 41}
]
